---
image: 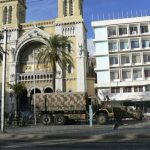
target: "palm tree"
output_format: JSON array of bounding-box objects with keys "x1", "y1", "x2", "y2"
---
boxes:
[
  {"x1": 9, "y1": 83, "x2": 27, "y2": 112},
  {"x1": 37, "y1": 34, "x2": 74, "y2": 92}
]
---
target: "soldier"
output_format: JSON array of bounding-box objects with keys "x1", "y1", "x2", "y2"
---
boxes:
[{"x1": 113, "y1": 107, "x2": 123, "y2": 130}]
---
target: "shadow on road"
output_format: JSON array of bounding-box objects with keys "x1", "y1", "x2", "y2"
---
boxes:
[{"x1": 0, "y1": 118, "x2": 150, "y2": 149}]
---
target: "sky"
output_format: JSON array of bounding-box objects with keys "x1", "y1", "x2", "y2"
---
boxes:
[{"x1": 26, "y1": 0, "x2": 150, "y2": 39}]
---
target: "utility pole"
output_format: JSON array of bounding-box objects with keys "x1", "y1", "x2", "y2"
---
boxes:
[
  {"x1": 1, "y1": 28, "x2": 7, "y2": 133},
  {"x1": 33, "y1": 49, "x2": 37, "y2": 125}
]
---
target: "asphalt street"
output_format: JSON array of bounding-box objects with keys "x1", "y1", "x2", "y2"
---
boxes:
[{"x1": 0, "y1": 119, "x2": 150, "y2": 150}]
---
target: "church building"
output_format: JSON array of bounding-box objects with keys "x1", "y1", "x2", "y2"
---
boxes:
[{"x1": 0, "y1": 0, "x2": 95, "y2": 111}]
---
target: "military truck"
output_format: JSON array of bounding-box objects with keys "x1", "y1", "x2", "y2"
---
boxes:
[
  {"x1": 95, "y1": 100, "x2": 143, "y2": 125},
  {"x1": 32, "y1": 92, "x2": 142, "y2": 125},
  {"x1": 33, "y1": 92, "x2": 96, "y2": 125}
]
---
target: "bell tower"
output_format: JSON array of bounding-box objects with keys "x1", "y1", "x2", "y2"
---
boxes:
[
  {"x1": 58, "y1": 0, "x2": 83, "y2": 19},
  {"x1": 0, "y1": 0, "x2": 26, "y2": 28},
  {"x1": 56, "y1": 0, "x2": 88, "y2": 93}
]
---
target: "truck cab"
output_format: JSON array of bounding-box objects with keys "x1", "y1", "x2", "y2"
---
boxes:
[{"x1": 93, "y1": 99, "x2": 143, "y2": 125}]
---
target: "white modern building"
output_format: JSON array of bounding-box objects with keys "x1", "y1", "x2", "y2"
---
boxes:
[{"x1": 92, "y1": 16, "x2": 150, "y2": 103}]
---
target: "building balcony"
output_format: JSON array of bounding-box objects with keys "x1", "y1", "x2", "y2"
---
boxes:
[{"x1": 18, "y1": 72, "x2": 55, "y2": 82}]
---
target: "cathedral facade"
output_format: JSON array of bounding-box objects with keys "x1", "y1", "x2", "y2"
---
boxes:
[{"x1": 0, "y1": 0, "x2": 95, "y2": 110}]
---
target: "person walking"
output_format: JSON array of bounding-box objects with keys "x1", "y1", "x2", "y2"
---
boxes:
[{"x1": 113, "y1": 107, "x2": 123, "y2": 130}]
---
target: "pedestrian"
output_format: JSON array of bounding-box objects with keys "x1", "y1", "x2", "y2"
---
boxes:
[
  {"x1": 113, "y1": 107, "x2": 123, "y2": 130},
  {"x1": 8, "y1": 112, "x2": 14, "y2": 125}
]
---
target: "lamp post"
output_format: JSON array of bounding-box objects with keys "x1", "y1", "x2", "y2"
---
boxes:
[
  {"x1": 1, "y1": 28, "x2": 7, "y2": 133},
  {"x1": 33, "y1": 49, "x2": 36, "y2": 125}
]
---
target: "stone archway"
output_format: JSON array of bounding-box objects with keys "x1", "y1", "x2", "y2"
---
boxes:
[
  {"x1": 44, "y1": 87, "x2": 53, "y2": 93},
  {"x1": 15, "y1": 40, "x2": 54, "y2": 96},
  {"x1": 30, "y1": 88, "x2": 41, "y2": 95},
  {"x1": 17, "y1": 41, "x2": 48, "y2": 74}
]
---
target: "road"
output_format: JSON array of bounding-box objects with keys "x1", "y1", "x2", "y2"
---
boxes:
[{"x1": 0, "y1": 119, "x2": 150, "y2": 150}]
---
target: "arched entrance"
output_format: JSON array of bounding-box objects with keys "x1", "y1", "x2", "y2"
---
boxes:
[
  {"x1": 30, "y1": 88, "x2": 41, "y2": 95},
  {"x1": 15, "y1": 39, "x2": 54, "y2": 95},
  {"x1": 17, "y1": 41, "x2": 47, "y2": 74},
  {"x1": 30, "y1": 88, "x2": 41, "y2": 111},
  {"x1": 44, "y1": 87, "x2": 53, "y2": 93}
]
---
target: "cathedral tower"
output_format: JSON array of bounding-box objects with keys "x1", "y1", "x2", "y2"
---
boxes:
[
  {"x1": 58, "y1": 0, "x2": 83, "y2": 20},
  {"x1": 56, "y1": 0, "x2": 87, "y2": 93},
  {"x1": 0, "y1": 0, "x2": 26, "y2": 28}
]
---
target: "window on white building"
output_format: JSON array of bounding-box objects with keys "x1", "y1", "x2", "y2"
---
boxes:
[
  {"x1": 110, "y1": 56, "x2": 118, "y2": 65},
  {"x1": 110, "y1": 71, "x2": 119, "y2": 81},
  {"x1": 133, "y1": 69, "x2": 142, "y2": 80},
  {"x1": 123, "y1": 87, "x2": 132, "y2": 93},
  {"x1": 145, "y1": 69, "x2": 150, "y2": 78},
  {"x1": 143, "y1": 54, "x2": 150, "y2": 63},
  {"x1": 132, "y1": 54, "x2": 141, "y2": 64},
  {"x1": 134, "y1": 86, "x2": 143, "y2": 92},
  {"x1": 121, "y1": 55, "x2": 130, "y2": 64},
  {"x1": 131, "y1": 40, "x2": 139, "y2": 49},
  {"x1": 109, "y1": 42, "x2": 117, "y2": 51},
  {"x1": 122, "y1": 70, "x2": 131, "y2": 80},
  {"x1": 144, "y1": 69, "x2": 150, "y2": 78},
  {"x1": 145, "y1": 85, "x2": 150, "y2": 91},
  {"x1": 142, "y1": 39, "x2": 150, "y2": 48},
  {"x1": 120, "y1": 40, "x2": 129, "y2": 50},
  {"x1": 140, "y1": 25, "x2": 149, "y2": 34},
  {"x1": 119, "y1": 27, "x2": 127, "y2": 35},
  {"x1": 130, "y1": 26, "x2": 138, "y2": 35},
  {"x1": 108, "y1": 27, "x2": 116, "y2": 37},
  {"x1": 111, "y1": 87, "x2": 120, "y2": 93}
]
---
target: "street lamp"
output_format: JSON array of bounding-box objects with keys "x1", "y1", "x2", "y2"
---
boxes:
[
  {"x1": 1, "y1": 28, "x2": 7, "y2": 133},
  {"x1": 33, "y1": 48, "x2": 37, "y2": 125}
]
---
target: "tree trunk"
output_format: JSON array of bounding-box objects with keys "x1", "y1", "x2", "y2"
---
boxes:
[
  {"x1": 52, "y1": 63, "x2": 56, "y2": 92},
  {"x1": 62, "y1": 67, "x2": 66, "y2": 92}
]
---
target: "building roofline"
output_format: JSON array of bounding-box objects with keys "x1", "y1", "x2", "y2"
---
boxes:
[{"x1": 92, "y1": 16, "x2": 150, "y2": 27}]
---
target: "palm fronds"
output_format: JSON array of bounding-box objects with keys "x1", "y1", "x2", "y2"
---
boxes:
[{"x1": 37, "y1": 34, "x2": 74, "y2": 92}]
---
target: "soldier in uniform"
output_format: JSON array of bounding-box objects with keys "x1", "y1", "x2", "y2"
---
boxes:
[{"x1": 113, "y1": 107, "x2": 123, "y2": 130}]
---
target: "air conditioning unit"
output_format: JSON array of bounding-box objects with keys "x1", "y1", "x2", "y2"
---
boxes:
[{"x1": 132, "y1": 31, "x2": 137, "y2": 35}]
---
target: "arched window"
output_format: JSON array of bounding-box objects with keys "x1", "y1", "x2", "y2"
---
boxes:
[
  {"x1": 68, "y1": 64, "x2": 72, "y2": 74},
  {"x1": 80, "y1": 1, "x2": 83, "y2": 16},
  {"x1": 3, "y1": 7, "x2": 7, "y2": 25},
  {"x1": 69, "y1": 0, "x2": 73, "y2": 16},
  {"x1": 67, "y1": 44, "x2": 72, "y2": 53},
  {"x1": 44, "y1": 87, "x2": 53, "y2": 93},
  {"x1": 8, "y1": 6, "x2": 12, "y2": 24},
  {"x1": 25, "y1": 76, "x2": 27, "y2": 80},
  {"x1": 63, "y1": 0, "x2": 67, "y2": 17},
  {"x1": 3, "y1": 6, "x2": 13, "y2": 25},
  {"x1": 30, "y1": 88, "x2": 41, "y2": 94}
]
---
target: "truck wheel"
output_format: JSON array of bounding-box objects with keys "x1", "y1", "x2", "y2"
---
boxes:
[
  {"x1": 96, "y1": 113, "x2": 108, "y2": 125},
  {"x1": 54, "y1": 114, "x2": 65, "y2": 125},
  {"x1": 41, "y1": 114, "x2": 52, "y2": 125}
]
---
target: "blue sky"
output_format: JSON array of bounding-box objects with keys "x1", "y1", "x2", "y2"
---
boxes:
[{"x1": 26, "y1": 0, "x2": 150, "y2": 39}]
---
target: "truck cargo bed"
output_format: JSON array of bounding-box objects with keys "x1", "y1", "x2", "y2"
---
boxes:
[{"x1": 34, "y1": 92, "x2": 87, "y2": 112}]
